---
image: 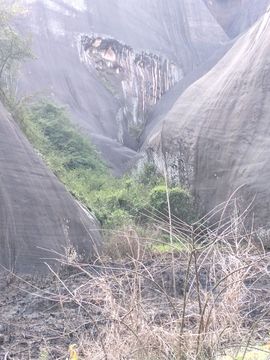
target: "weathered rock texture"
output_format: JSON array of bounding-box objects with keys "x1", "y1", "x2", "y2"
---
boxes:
[
  {"x1": 145, "y1": 7, "x2": 270, "y2": 227},
  {"x1": 0, "y1": 103, "x2": 101, "y2": 274},
  {"x1": 80, "y1": 35, "x2": 182, "y2": 147}
]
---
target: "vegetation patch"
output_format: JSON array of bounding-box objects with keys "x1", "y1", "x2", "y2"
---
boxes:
[{"x1": 16, "y1": 99, "x2": 194, "y2": 229}]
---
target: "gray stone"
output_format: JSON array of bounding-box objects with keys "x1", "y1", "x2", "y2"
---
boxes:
[
  {"x1": 0, "y1": 103, "x2": 101, "y2": 274},
  {"x1": 16, "y1": 0, "x2": 229, "y2": 174},
  {"x1": 145, "y1": 6, "x2": 270, "y2": 228},
  {"x1": 204, "y1": 0, "x2": 270, "y2": 38}
]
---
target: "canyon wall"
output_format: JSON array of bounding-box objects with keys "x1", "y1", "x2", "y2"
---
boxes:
[{"x1": 18, "y1": 0, "x2": 229, "y2": 173}]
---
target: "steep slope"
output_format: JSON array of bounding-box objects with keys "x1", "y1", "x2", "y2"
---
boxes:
[
  {"x1": 0, "y1": 103, "x2": 101, "y2": 274},
  {"x1": 17, "y1": 0, "x2": 228, "y2": 173},
  {"x1": 145, "y1": 6, "x2": 270, "y2": 228}
]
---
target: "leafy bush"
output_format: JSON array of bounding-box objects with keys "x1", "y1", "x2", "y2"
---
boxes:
[{"x1": 149, "y1": 185, "x2": 193, "y2": 222}]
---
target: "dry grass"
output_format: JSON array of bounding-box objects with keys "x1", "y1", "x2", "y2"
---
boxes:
[
  {"x1": 2, "y1": 201, "x2": 270, "y2": 360},
  {"x1": 37, "y1": 201, "x2": 269, "y2": 360}
]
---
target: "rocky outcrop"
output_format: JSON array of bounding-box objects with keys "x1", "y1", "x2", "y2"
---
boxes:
[
  {"x1": 145, "y1": 7, "x2": 270, "y2": 228},
  {"x1": 0, "y1": 103, "x2": 101, "y2": 274},
  {"x1": 80, "y1": 35, "x2": 182, "y2": 146}
]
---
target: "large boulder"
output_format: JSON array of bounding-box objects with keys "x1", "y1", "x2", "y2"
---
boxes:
[
  {"x1": 144, "y1": 7, "x2": 270, "y2": 228},
  {"x1": 0, "y1": 103, "x2": 101, "y2": 274}
]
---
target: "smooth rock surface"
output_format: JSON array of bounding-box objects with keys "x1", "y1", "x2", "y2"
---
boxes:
[
  {"x1": 0, "y1": 103, "x2": 101, "y2": 274},
  {"x1": 146, "y1": 7, "x2": 270, "y2": 227},
  {"x1": 204, "y1": 0, "x2": 270, "y2": 38}
]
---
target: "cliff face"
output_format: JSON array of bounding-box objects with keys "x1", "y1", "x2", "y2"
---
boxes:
[
  {"x1": 0, "y1": 102, "x2": 101, "y2": 274},
  {"x1": 80, "y1": 35, "x2": 182, "y2": 147},
  {"x1": 145, "y1": 7, "x2": 270, "y2": 228},
  {"x1": 18, "y1": 0, "x2": 228, "y2": 173}
]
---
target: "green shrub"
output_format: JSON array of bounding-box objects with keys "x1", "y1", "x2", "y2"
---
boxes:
[
  {"x1": 21, "y1": 101, "x2": 105, "y2": 172},
  {"x1": 149, "y1": 185, "x2": 193, "y2": 222}
]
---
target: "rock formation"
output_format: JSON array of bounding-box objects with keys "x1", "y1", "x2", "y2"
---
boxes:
[
  {"x1": 18, "y1": 0, "x2": 229, "y2": 172},
  {"x1": 80, "y1": 35, "x2": 182, "y2": 147},
  {"x1": 145, "y1": 6, "x2": 270, "y2": 228},
  {"x1": 0, "y1": 102, "x2": 101, "y2": 273},
  {"x1": 3, "y1": 0, "x2": 270, "y2": 274}
]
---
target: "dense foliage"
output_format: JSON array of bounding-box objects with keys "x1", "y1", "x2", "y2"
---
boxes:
[{"x1": 18, "y1": 100, "x2": 194, "y2": 228}]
